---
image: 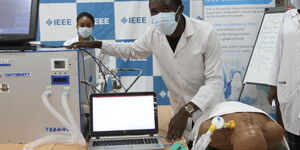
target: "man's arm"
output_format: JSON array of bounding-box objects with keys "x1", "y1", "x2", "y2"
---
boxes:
[
  {"x1": 167, "y1": 102, "x2": 199, "y2": 140},
  {"x1": 69, "y1": 40, "x2": 102, "y2": 49},
  {"x1": 267, "y1": 13, "x2": 284, "y2": 104},
  {"x1": 167, "y1": 27, "x2": 223, "y2": 141},
  {"x1": 267, "y1": 86, "x2": 277, "y2": 104},
  {"x1": 69, "y1": 27, "x2": 154, "y2": 59}
]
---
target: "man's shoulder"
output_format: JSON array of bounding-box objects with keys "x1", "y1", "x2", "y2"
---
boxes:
[
  {"x1": 144, "y1": 24, "x2": 158, "y2": 35},
  {"x1": 189, "y1": 17, "x2": 212, "y2": 26},
  {"x1": 137, "y1": 24, "x2": 161, "y2": 39},
  {"x1": 284, "y1": 9, "x2": 297, "y2": 18},
  {"x1": 187, "y1": 17, "x2": 214, "y2": 31}
]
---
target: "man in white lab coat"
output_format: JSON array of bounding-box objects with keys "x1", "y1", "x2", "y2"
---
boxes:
[
  {"x1": 268, "y1": 8, "x2": 300, "y2": 150},
  {"x1": 69, "y1": 0, "x2": 224, "y2": 144}
]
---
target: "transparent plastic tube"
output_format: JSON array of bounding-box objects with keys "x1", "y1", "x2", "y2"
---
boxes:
[
  {"x1": 192, "y1": 116, "x2": 225, "y2": 150},
  {"x1": 23, "y1": 90, "x2": 86, "y2": 150},
  {"x1": 41, "y1": 90, "x2": 73, "y2": 131},
  {"x1": 191, "y1": 131, "x2": 212, "y2": 150},
  {"x1": 23, "y1": 91, "x2": 74, "y2": 150},
  {"x1": 61, "y1": 91, "x2": 85, "y2": 146}
]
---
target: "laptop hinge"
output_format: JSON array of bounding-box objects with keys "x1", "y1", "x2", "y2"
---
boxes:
[
  {"x1": 149, "y1": 134, "x2": 154, "y2": 137},
  {"x1": 96, "y1": 136, "x2": 100, "y2": 139}
]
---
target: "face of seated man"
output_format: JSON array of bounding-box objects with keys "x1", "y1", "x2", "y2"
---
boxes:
[{"x1": 199, "y1": 112, "x2": 284, "y2": 150}]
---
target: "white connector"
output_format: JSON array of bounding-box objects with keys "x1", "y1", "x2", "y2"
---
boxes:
[
  {"x1": 82, "y1": 104, "x2": 90, "y2": 114},
  {"x1": 63, "y1": 87, "x2": 70, "y2": 96},
  {"x1": 45, "y1": 86, "x2": 51, "y2": 90},
  {"x1": 64, "y1": 87, "x2": 70, "y2": 91}
]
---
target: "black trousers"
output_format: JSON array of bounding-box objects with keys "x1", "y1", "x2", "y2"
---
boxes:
[{"x1": 286, "y1": 131, "x2": 300, "y2": 150}]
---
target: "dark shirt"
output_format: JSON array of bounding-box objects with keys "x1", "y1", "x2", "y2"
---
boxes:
[{"x1": 166, "y1": 35, "x2": 181, "y2": 53}]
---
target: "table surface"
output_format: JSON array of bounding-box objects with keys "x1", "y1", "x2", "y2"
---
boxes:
[{"x1": 0, "y1": 106, "x2": 179, "y2": 150}]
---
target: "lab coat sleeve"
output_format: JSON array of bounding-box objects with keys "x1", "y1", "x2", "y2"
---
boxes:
[
  {"x1": 191, "y1": 28, "x2": 224, "y2": 112},
  {"x1": 269, "y1": 14, "x2": 285, "y2": 86},
  {"x1": 97, "y1": 49, "x2": 111, "y2": 74},
  {"x1": 63, "y1": 36, "x2": 77, "y2": 46},
  {"x1": 101, "y1": 27, "x2": 153, "y2": 59},
  {"x1": 63, "y1": 39, "x2": 72, "y2": 46}
]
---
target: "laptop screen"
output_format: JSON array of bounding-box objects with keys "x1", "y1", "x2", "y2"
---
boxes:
[{"x1": 90, "y1": 92, "x2": 158, "y2": 136}]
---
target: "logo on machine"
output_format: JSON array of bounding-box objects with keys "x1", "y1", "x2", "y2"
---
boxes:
[
  {"x1": 46, "y1": 18, "x2": 72, "y2": 26},
  {"x1": 4, "y1": 72, "x2": 31, "y2": 77},
  {"x1": 0, "y1": 59, "x2": 12, "y2": 66},
  {"x1": 0, "y1": 83, "x2": 10, "y2": 93},
  {"x1": 121, "y1": 16, "x2": 147, "y2": 24},
  {"x1": 45, "y1": 127, "x2": 69, "y2": 133}
]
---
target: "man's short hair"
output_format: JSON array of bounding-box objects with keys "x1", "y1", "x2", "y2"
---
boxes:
[
  {"x1": 149, "y1": 0, "x2": 183, "y2": 8},
  {"x1": 171, "y1": 0, "x2": 182, "y2": 7},
  {"x1": 77, "y1": 12, "x2": 95, "y2": 25}
]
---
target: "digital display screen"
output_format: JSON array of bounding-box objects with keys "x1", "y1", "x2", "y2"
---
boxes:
[
  {"x1": 0, "y1": 0, "x2": 32, "y2": 34},
  {"x1": 53, "y1": 77, "x2": 67, "y2": 83},
  {"x1": 54, "y1": 61, "x2": 66, "y2": 69}
]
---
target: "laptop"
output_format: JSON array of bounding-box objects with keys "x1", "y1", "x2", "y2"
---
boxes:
[{"x1": 88, "y1": 92, "x2": 164, "y2": 150}]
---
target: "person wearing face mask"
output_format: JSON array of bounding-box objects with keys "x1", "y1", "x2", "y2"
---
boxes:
[
  {"x1": 267, "y1": 4, "x2": 300, "y2": 150},
  {"x1": 64, "y1": 12, "x2": 96, "y2": 46},
  {"x1": 68, "y1": 0, "x2": 224, "y2": 147},
  {"x1": 64, "y1": 12, "x2": 110, "y2": 82}
]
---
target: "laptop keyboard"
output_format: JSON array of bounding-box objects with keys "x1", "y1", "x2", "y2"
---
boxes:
[{"x1": 93, "y1": 138, "x2": 159, "y2": 146}]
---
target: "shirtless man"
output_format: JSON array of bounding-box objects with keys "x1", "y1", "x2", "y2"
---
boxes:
[{"x1": 196, "y1": 102, "x2": 285, "y2": 150}]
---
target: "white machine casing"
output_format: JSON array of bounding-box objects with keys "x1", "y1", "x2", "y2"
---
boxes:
[{"x1": 0, "y1": 49, "x2": 96, "y2": 143}]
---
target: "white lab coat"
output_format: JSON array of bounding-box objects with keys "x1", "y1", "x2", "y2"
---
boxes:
[
  {"x1": 64, "y1": 35, "x2": 111, "y2": 73},
  {"x1": 101, "y1": 16, "x2": 225, "y2": 139},
  {"x1": 271, "y1": 9, "x2": 300, "y2": 135}
]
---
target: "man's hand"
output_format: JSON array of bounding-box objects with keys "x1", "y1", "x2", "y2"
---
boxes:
[
  {"x1": 68, "y1": 41, "x2": 102, "y2": 49},
  {"x1": 167, "y1": 106, "x2": 189, "y2": 141},
  {"x1": 267, "y1": 86, "x2": 277, "y2": 105}
]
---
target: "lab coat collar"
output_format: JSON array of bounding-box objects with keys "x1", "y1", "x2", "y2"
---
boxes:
[
  {"x1": 173, "y1": 15, "x2": 194, "y2": 55},
  {"x1": 183, "y1": 14, "x2": 194, "y2": 37},
  {"x1": 158, "y1": 15, "x2": 194, "y2": 55},
  {"x1": 288, "y1": 9, "x2": 300, "y2": 26},
  {"x1": 290, "y1": 9, "x2": 298, "y2": 17}
]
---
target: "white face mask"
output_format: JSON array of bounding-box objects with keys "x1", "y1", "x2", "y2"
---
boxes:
[
  {"x1": 151, "y1": 8, "x2": 181, "y2": 35},
  {"x1": 291, "y1": 0, "x2": 300, "y2": 9},
  {"x1": 78, "y1": 27, "x2": 93, "y2": 38}
]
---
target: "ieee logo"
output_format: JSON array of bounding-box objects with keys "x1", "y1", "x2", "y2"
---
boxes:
[
  {"x1": 94, "y1": 18, "x2": 110, "y2": 25},
  {"x1": 46, "y1": 18, "x2": 72, "y2": 26},
  {"x1": 121, "y1": 17, "x2": 147, "y2": 24}
]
